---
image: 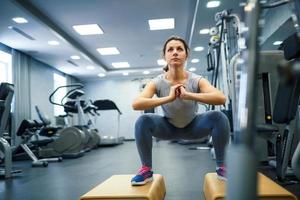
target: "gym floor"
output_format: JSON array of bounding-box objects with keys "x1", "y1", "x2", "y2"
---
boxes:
[{"x1": 1, "y1": 141, "x2": 299, "y2": 200}]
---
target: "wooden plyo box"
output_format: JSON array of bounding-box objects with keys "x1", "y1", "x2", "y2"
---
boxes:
[
  {"x1": 203, "y1": 172, "x2": 297, "y2": 200},
  {"x1": 80, "y1": 174, "x2": 166, "y2": 200}
]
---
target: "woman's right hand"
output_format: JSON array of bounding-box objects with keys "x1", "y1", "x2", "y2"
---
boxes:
[{"x1": 169, "y1": 84, "x2": 183, "y2": 101}]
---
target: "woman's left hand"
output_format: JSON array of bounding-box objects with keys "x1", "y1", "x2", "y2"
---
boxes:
[{"x1": 177, "y1": 85, "x2": 189, "y2": 99}]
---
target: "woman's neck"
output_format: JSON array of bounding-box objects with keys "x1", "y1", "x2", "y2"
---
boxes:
[{"x1": 166, "y1": 67, "x2": 187, "y2": 83}]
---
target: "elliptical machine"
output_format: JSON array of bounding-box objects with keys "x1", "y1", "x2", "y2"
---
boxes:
[
  {"x1": 59, "y1": 85, "x2": 100, "y2": 151},
  {"x1": 36, "y1": 84, "x2": 87, "y2": 158}
]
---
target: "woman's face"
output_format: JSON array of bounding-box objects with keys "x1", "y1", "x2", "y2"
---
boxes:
[{"x1": 164, "y1": 40, "x2": 188, "y2": 67}]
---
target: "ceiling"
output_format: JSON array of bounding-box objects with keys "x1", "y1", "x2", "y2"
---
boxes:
[{"x1": 0, "y1": 0, "x2": 296, "y2": 82}]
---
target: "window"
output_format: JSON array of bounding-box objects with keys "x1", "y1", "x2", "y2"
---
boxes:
[
  {"x1": 53, "y1": 73, "x2": 67, "y2": 116},
  {"x1": 0, "y1": 50, "x2": 12, "y2": 83}
]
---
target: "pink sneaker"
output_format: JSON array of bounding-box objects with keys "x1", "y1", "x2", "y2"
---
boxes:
[{"x1": 131, "y1": 166, "x2": 153, "y2": 186}]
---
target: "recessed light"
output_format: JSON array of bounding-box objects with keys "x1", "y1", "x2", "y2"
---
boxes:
[
  {"x1": 98, "y1": 73, "x2": 106, "y2": 77},
  {"x1": 86, "y1": 65, "x2": 95, "y2": 70},
  {"x1": 206, "y1": 1, "x2": 221, "y2": 8},
  {"x1": 71, "y1": 55, "x2": 80, "y2": 60},
  {"x1": 48, "y1": 40, "x2": 60, "y2": 46},
  {"x1": 199, "y1": 28, "x2": 210, "y2": 34},
  {"x1": 73, "y1": 24, "x2": 103, "y2": 35},
  {"x1": 189, "y1": 67, "x2": 196, "y2": 72},
  {"x1": 123, "y1": 72, "x2": 129, "y2": 76},
  {"x1": 194, "y1": 46, "x2": 204, "y2": 51},
  {"x1": 273, "y1": 41, "x2": 282, "y2": 45},
  {"x1": 112, "y1": 62, "x2": 130, "y2": 68},
  {"x1": 191, "y1": 59, "x2": 199, "y2": 63},
  {"x1": 97, "y1": 47, "x2": 120, "y2": 55},
  {"x1": 143, "y1": 71, "x2": 150, "y2": 75},
  {"x1": 157, "y1": 59, "x2": 167, "y2": 66},
  {"x1": 12, "y1": 17, "x2": 28, "y2": 24},
  {"x1": 148, "y1": 18, "x2": 175, "y2": 30}
]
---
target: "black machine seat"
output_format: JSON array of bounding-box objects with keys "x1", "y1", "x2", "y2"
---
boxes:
[
  {"x1": 31, "y1": 138, "x2": 54, "y2": 146},
  {"x1": 16, "y1": 119, "x2": 44, "y2": 137},
  {"x1": 35, "y1": 106, "x2": 61, "y2": 136},
  {"x1": 93, "y1": 99, "x2": 122, "y2": 114},
  {"x1": 16, "y1": 119, "x2": 54, "y2": 146}
]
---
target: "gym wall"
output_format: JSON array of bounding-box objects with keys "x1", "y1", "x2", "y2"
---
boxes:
[{"x1": 84, "y1": 79, "x2": 141, "y2": 140}]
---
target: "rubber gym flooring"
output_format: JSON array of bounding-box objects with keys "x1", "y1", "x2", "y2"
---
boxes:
[{"x1": 1, "y1": 141, "x2": 299, "y2": 200}]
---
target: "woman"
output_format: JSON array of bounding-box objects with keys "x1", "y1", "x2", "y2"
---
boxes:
[{"x1": 131, "y1": 36, "x2": 230, "y2": 185}]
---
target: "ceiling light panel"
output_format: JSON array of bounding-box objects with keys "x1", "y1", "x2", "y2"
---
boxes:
[
  {"x1": 206, "y1": 1, "x2": 221, "y2": 8},
  {"x1": 199, "y1": 28, "x2": 210, "y2": 34},
  {"x1": 157, "y1": 59, "x2": 166, "y2": 66},
  {"x1": 73, "y1": 24, "x2": 103, "y2": 35},
  {"x1": 148, "y1": 18, "x2": 175, "y2": 30},
  {"x1": 97, "y1": 47, "x2": 120, "y2": 55},
  {"x1": 191, "y1": 59, "x2": 199, "y2": 63},
  {"x1": 98, "y1": 73, "x2": 106, "y2": 77},
  {"x1": 273, "y1": 41, "x2": 282, "y2": 45},
  {"x1": 12, "y1": 17, "x2": 28, "y2": 23},
  {"x1": 112, "y1": 62, "x2": 130, "y2": 68},
  {"x1": 71, "y1": 55, "x2": 80, "y2": 60},
  {"x1": 194, "y1": 46, "x2": 204, "y2": 51},
  {"x1": 188, "y1": 67, "x2": 196, "y2": 72},
  {"x1": 48, "y1": 40, "x2": 60, "y2": 45}
]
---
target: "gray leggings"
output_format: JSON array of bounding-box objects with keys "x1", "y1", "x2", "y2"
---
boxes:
[{"x1": 134, "y1": 110, "x2": 230, "y2": 168}]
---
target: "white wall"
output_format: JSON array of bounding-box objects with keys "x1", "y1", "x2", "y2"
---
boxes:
[{"x1": 84, "y1": 78, "x2": 142, "y2": 139}]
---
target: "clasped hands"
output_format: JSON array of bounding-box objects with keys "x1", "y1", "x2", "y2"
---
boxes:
[{"x1": 170, "y1": 84, "x2": 188, "y2": 100}]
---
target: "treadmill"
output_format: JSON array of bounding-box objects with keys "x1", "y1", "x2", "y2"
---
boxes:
[{"x1": 93, "y1": 99, "x2": 124, "y2": 146}]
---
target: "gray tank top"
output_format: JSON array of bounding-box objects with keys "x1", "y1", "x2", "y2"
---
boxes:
[{"x1": 152, "y1": 72, "x2": 202, "y2": 128}]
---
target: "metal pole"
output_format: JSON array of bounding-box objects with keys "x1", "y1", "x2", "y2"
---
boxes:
[{"x1": 227, "y1": 0, "x2": 261, "y2": 199}]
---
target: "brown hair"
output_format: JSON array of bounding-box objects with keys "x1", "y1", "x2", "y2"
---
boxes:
[{"x1": 162, "y1": 36, "x2": 190, "y2": 72}]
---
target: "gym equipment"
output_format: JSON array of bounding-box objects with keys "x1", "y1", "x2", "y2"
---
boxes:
[
  {"x1": 0, "y1": 82, "x2": 21, "y2": 178},
  {"x1": 92, "y1": 99, "x2": 124, "y2": 146},
  {"x1": 272, "y1": 61, "x2": 300, "y2": 182},
  {"x1": 83, "y1": 101, "x2": 101, "y2": 148},
  {"x1": 80, "y1": 174, "x2": 166, "y2": 200},
  {"x1": 34, "y1": 84, "x2": 88, "y2": 158},
  {"x1": 14, "y1": 119, "x2": 62, "y2": 167},
  {"x1": 203, "y1": 172, "x2": 297, "y2": 200},
  {"x1": 226, "y1": 0, "x2": 300, "y2": 199},
  {"x1": 61, "y1": 86, "x2": 100, "y2": 150},
  {"x1": 257, "y1": 55, "x2": 300, "y2": 182},
  {"x1": 35, "y1": 106, "x2": 62, "y2": 137}
]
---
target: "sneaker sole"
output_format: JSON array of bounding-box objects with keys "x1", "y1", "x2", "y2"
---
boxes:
[{"x1": 131, "y1": 177, "x2": 153, "y2": 186}]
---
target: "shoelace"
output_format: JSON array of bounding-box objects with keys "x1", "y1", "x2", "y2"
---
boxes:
[{"x1": 138, "y1": 166, "x2": 151, "y2": 174}]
